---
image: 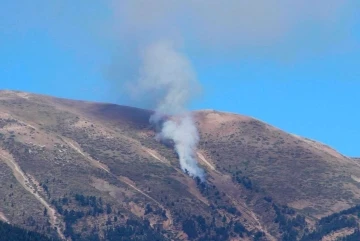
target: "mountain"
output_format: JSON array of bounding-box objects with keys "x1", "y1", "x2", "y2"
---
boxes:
[
  {"x1": 0, "y1": 220, "x2": 59, "y2": 241},
  {"x1": 0, "y1": 90, "x2": 359, "y2": 241}
]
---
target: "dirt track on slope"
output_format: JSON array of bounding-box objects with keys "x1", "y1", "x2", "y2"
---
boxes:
[
  {"x1": 65, "y1": 140, "x2": 174, "y2": 229},
  {"x1": 0, "y1": 211, "x2": 9, "y2": 223},
  {"x1": 0, "y1": 150, "x2": 66, "y2": 240}
]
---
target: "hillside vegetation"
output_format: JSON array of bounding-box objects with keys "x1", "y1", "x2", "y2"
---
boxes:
[
  {"x1": 0, "y1": 220, "x2": 59, "y2": 241},
  {"x1": 0, "y1": 90, "x2": 360, "y2": 240}
]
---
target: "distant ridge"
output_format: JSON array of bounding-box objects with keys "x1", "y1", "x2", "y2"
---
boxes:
[{"x1": 0, "y1": 90, "x2": 359, "y2": 240}]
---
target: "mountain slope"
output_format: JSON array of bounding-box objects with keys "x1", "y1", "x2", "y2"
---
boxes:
[
  {"x1": 0, "y1": 90, "x2": 359, "y2": 241},
  {"x1": 0, "y1": 220, "x2": 59, "y2": 241},
  {"x1": 196, "y1": 110, "x2": 360, "y2": 216}
]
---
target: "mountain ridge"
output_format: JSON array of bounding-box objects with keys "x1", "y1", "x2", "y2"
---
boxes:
[
  {"x1": 0, "y1": 89, "x2": 350, "y2": 159},
  {"x1": 0, "y1": 90, "x2": 359, "y2": 240}
]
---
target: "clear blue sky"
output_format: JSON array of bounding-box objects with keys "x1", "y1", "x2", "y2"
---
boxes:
[{"x1": 1, "y1": 1, "x2": 359, "y2": 156}]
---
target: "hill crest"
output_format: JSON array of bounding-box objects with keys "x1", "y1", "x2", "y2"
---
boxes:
[{"x1": 0, "y1": 90, "x2": 359, "y2": 240}]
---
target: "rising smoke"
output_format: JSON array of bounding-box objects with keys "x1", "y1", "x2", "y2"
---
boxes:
[
  {"x1": 158, "y1": 115, "x2": 204, "y2": 180},
  {"x1": 128, "y1": 40, "x2": 205, "y2": 180},
  {"x1": 128, "y1": 41, "x2": 200, "y2": 117},
  {"x1": 108, "y1": 0, "x2": 350, "y2": 180},
  {"x1": 3, "y1": 1, "x2": 353, "y2": 178}
]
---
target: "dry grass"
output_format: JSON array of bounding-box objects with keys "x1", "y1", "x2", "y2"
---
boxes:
[
  {"x1": 195, "y1": 110, "x2": 360, "y2": 218},
  {"x1": 1, "y1": 90, "x2": 359, "y2": 240}
]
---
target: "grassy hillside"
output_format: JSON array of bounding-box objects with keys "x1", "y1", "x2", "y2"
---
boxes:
[{"x1": 0, "y1": 90, "x2": 359, "y2": 240}]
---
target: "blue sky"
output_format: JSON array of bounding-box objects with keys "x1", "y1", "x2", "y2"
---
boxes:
[{"x1": 0, "y1": 1, "x2": 359, "y2": 156}]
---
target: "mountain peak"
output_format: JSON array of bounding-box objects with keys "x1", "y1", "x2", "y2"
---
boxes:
[{"x1": 0, "y1": 91, "x2": 359, "y2": 240}]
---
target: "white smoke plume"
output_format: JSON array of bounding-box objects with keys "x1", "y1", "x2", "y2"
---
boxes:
[
  {"x1": 158, "y1": 115, "x2": 204, "y2": 180},
  {"x1": 2, "y1": 0, "x2": 354, "y2": 179},
  {"x1": 129, "y1": 40, "x2": 200, "y2": 117},
  {"x1": 106, "y1": 0, "x2": 353, "y2": 180},
  {"x1": 129, "y1": 40, "x2": 205, "y2": 180}
]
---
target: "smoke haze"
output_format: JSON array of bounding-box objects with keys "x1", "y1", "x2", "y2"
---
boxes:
[
  {"x1": 113, "y1": 0, "x2": 349, "y2": 49},
  {"x1": 128, "y1": 40, "x2": 200, "y2": 117},
  {"x1": 126, "y1": 40, "x2": 205, "y2": 179},
  {"x1": 6, "y1": 1, "x2": 352, "y2": 179},
  {"x1": 110, "y1": 0, "x2": 351, "y2": 180}
]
